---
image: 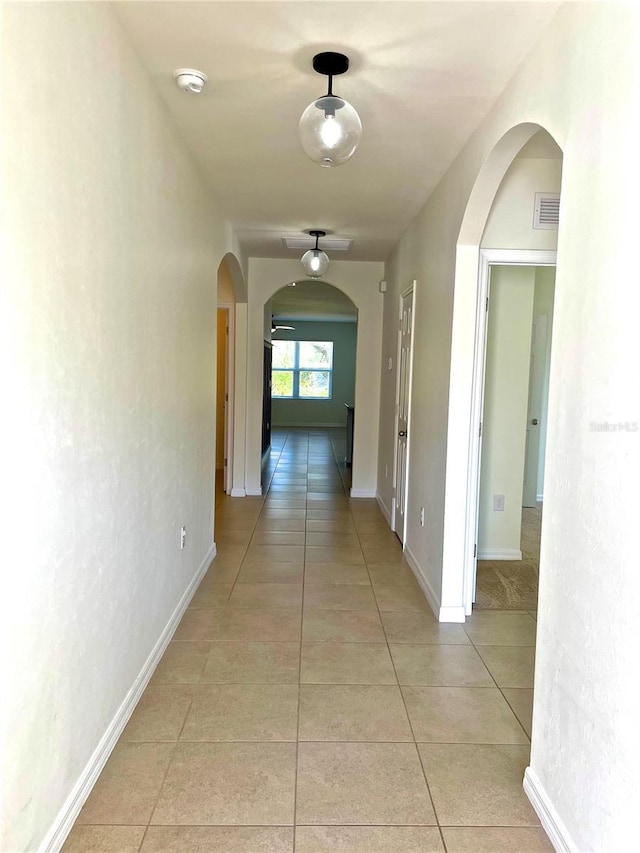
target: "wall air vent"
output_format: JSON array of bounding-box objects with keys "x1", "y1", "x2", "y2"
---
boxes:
[
  {"x1": 283, "y1": 236, "x2": 353, "y2": 251},
  {"x1": 533, "y1": 192, "x2": 560, "y2": 229}
]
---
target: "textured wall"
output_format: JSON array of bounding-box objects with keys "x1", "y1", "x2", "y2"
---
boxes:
[
  {"x1": 379, "y1": 3, "x2": 639, "y2": 848},
  {"x1": 482, "y1": 157, "x2": 561, "y2": 250},
  {"x1": 0, "y1": 4, "x2": 232, "y2": 849}
]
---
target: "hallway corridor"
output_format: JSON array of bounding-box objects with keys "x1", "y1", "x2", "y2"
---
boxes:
[{"x1": 64, "y1": 428, "x2": 550, "y2": 852}]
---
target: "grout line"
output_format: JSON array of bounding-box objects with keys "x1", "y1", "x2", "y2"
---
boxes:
[
  {"x1": 371, "y1": 564, "x2": 444, "y2": 835},
  {"x1": 460, "y1": 631, "x2": 533, "y2": 744},
  {"x1": 142, "y1": 735, "x2": 182, "y2": 845},
  {"x1": 349, "y1": 491, "x2": 446, "y2": 835},
  {"x1": 293, "y1": 429, "x2": 309, "y2": 852},
  {"x1": 273, "y1": 428, "x2": 309, "y2": 851},
  {"x1": 140, "y1": 682, "x2": 199, "y2": 837}
]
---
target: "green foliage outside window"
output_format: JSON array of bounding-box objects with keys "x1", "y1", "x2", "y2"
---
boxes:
[{"x1": 272, "y1": 340, "x2": 333, "y2": 399}]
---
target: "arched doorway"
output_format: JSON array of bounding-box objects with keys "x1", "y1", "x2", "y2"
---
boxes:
[
  {"x1": 466, "y1": 131, "x2": 563, "y2": 615},
  {"x1": 262, "y1": 280, "x2": 358, "y2": 490},
  {"x1": 244, "y1": 259, "x2": 384, "y2": 499},
  {"x1": 214, "y1": 252, "x2": 246, "y2": 518},
  {"x1": 441, "y1": 123, "x2": 564, "y2": 619},
  {"x1": 262, "y1": 280, "x2": 358, "y2": 487}
]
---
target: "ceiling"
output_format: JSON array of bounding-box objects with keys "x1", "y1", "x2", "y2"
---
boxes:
[
  {"x1": 271, "y1": 280, "x2": 358, "y2": 323},
  {"x1": 114, "y1": 1, "x2": 561, "y2": 262}
]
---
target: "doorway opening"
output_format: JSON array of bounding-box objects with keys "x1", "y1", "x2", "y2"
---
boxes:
[
  {"x1": 261, "y1": 280, "x2": 358, "y2": 492},
  {"x1": 449, "y1": 126, "x2": 564, "y2": 619},
  {"x1": 214, "y1": 255, "x2": 238, "y2": 527},
  {"x1": 473, "y1": 260, "x2": 556, "y2": 609}
]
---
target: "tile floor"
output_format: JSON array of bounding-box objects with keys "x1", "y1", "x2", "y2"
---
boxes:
[{"x1": 64, "y1": 428, "x2": 552, "y2": 852}]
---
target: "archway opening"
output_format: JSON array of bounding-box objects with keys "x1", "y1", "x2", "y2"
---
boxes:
[
  {"x1": 442, "y1": 123, "x2": 564, "y2": 620},
  {"x1": 213, "y1": 252, "x2": 245, "y2": 529},
  {"x1": 472, "y1": 130, "x2": 563, "y2": 615},
  {"x1": 261, "y1": 279, "x2": 358, "y2": 492}
]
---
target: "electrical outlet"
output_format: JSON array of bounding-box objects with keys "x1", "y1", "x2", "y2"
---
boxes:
[
  {"x1": 419, "y1": 507, "x2": 425, "y2": 526},
  {"x1": 493, "y1": 495, "x2": 505, "y2": 512},
  {"x1": 180, "y1": 526, "x2": 187, "y2": 549}
]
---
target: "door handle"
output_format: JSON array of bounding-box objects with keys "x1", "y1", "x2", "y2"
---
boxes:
[
  {"x1": 531, "y1": 419, "x2": 539, "y2": 425},
  {"x1": 398, "y1": 430, "x2": 407, "y2": 437}
]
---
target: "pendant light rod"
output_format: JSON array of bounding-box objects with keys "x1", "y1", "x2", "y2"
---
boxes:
[
  {"x1": 300, "y1": 230, "x2": 329, "y2": 278},
  {"x1": 309, "y1": 229, "x2": 326, "y2": 250},
  {"x1": 312, "y1": 52, "x2": 349, "y2": 96}
]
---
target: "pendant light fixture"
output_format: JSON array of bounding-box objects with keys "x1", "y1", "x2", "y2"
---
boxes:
[
  {"x1": 301, "y1": 230, "x2": 329, "y2": 278},
  {"x1": 298, "y1": 52, "x2": 362, "y2": 167}
]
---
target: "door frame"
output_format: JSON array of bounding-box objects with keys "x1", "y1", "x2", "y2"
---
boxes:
[
  {"x1": 218, "y1": 302, "x2": 235, "y2": 493},
  {"x1": 391, "y1": 281, "x2": 417, "y2": 543},
  {"x1": 463, "y1": 250, "x2": 556, "y2": 615}
]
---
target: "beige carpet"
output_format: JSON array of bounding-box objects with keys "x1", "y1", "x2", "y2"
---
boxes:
[{"x1": 475, "y1": 507, "x2": 541, "y2": 610}]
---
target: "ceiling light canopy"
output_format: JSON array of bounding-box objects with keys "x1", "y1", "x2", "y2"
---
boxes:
[
  {"x1": 298, "y1": 52, "x2": 362, "y2": 167},
  {"x1": 283, "y1": 235, "x2": 353, "y2": 252},
  {"x1": 300, "y1": 230, "x2": 329, "y2": 278}
]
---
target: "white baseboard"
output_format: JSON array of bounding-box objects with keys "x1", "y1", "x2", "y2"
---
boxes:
[
  {"x1": 40, "y1": 544, "x2": 215, "y2": 853},
  {"x1": 375, "y1": 493, "x2": 391, "y2": 525},
  {"x1": 524, "y1": 767, "x2": 575, "y2": 852},
  {"x1": 404, "y1": 544, "x2": 466, "y2": 623},
  {"x1": 230, "y1": 487, "x2": 246, "y2": 497},
  {"x1": 246, "y1": 487, "x2": 263, "y2": 496},
  {"x1": 437, "y1": 604, "x2": 467, "y2": 622},
  {"x1": 477, "y1": 548, "x2": 522, "y2": 560},
  {"x1": 350, "y1": 488, "x2": 376, "y2": 498}
]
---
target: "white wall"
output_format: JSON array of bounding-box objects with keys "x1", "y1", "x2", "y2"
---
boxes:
[
  {"x1": 0, "y1": 4, "x2": 240, "y2": 850},
  {"x1": 478, "y1": 266, "x2": 535, "y2": 557},
  {"x1": 482, "y1": 157, "x2": 562, "y2": 250},
  {"x1": 246, "y1": 258, "x2": 384, "y2": 497},
  {"x1": 379, "y1": 2, "x2": 639, "y2": 849}
]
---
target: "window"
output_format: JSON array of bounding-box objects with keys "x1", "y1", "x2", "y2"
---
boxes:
[{"x1": 272, "y1": 340, "x2": 333, "y2": 399}]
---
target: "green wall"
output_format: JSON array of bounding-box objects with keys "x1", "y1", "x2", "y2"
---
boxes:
[{"x1": 271, "y1": 320, "x2": 357, "y2": 427}]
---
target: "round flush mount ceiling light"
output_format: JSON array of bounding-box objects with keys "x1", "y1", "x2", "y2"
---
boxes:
[
  {"x1": 174, "y1": 68, "x2": 208, "y2": 94},
  {"x1": 298, "y1": 52, "x2": 362, "y2": 167},
  {"x1": 301, "y1": 230, "x2": 329, "y2": 278}
]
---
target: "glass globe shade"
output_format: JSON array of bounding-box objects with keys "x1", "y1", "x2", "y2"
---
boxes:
[
  {"x1": 298, "y1": 95, "x2": 362, "y2": 167},
  {"x1": 301, "y1": 248, "x2": 330, "y2": 278}
]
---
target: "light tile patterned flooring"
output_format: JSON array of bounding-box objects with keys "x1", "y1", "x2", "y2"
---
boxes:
[{"x1": 64, "y1": 428, "x2": 552, "y2": 852}]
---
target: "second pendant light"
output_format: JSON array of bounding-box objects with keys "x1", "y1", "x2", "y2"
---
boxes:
[{"x1": 301, "y1": 230, "x2": 329, "y2": 278}]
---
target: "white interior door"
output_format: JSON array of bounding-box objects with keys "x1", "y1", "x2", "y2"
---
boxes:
[
  {"x1": 393, "y1": 288, "x2": 415, "y2": 543},
  {"x1": 523, "y1": 314, "x2": 548, "y2": 507}
]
